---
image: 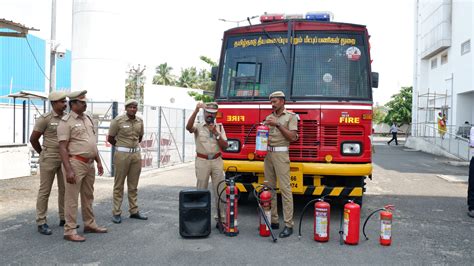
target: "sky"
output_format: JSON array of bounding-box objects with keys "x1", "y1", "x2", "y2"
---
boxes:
[{"x1": 1, "y1": 0, "x2": 415, "y2": 105}]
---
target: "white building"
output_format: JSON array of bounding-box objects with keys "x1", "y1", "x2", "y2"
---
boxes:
[{"x1": 412, "y1": 0, "x2": 473, "y2": 134}]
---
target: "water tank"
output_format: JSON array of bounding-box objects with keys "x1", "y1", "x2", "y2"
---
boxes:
[{"x1": 71, "y1": 0, "x2": 125, "y2": 102}]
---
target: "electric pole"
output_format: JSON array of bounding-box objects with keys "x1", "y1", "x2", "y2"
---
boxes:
[{"x1": 49, "y1": 0, "x2": 57, "y2": 93}]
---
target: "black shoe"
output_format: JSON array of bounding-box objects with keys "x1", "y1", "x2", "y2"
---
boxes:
[
  {"x1": 468, "y1": 210, "x2": 474, "y2": 218},
  {"x1": 59, "y1": 220, "x2": 80, "y2": 228},
  {"x1": 38, "y1": 224, "x2": 52, "y2": 235},
  {"x1": 271, "y1": 223, "x2": 279, "y2": 230},
  {"x1": 112, "y1": 215, "x2": 122, "y2": 224},
  {"x1": 130, "y1": 212, "x2": 148, "y2": 220},
  {"x1": 279, "y1": 226, "x2": 293, "y2": 238}
]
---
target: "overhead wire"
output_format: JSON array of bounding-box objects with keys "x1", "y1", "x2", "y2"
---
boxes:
[{"x1": 25, "y1": 35, "x2": 50, "y2": 81}]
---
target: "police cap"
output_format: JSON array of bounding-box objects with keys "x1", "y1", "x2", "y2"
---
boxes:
[
  {"x1": 204, "y1": 102, "x2": 218, "y2": 113},
  {"x1": 48, "y1": 91, "x2": 67, "y2": 102},
  {"x1": 68, "y1": 90, "x2": 88, "y2": 102},
  {"x1": 125, "y1": 99, "x2": 138, "y2": 107},
  {"x1": 269, "y1": 91, "x2": 285, "y2": 99}
]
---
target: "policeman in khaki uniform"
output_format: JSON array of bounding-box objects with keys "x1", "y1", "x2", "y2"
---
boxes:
[
  {"x1": 264, "y1": 91, "x2": 298, "y2": 238},
  {"x1": 107, "y1": 99, "x2": 147, "y2": 224},
  {"x1": 186, "y1": 102, "x2": 228, "y2": 223},
  {"x1": 57, "y1": 90, "x2": 107, "y2": 242},
  {"x1": 30, "y1": 91, "x2": 68, "y2": 235}
]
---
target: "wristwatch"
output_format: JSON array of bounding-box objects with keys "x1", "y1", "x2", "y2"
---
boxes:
[
  {"x1": 276, "y1": 122, "x2": 282, "y2": 128},
  {"x1": 216, "y1": 134, "x2": 221, "y2": 140}
]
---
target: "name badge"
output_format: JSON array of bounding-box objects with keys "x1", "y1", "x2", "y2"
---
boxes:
[
  {"x1": 122, "y1": 125, "x2": 130, "y2": 128},
  {"x1": 74, "y1": 124, "x2": 82, "y2": 127},
  {"x1": 50, "y1": 122, "x2": 58, "y2": 126}
]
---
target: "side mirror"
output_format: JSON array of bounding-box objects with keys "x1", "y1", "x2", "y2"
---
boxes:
[
  {"x1": 371, "y1": 72, "x2": 379, "y2": 88},
  {"x1": 211, "y1": 66, "x2": 218, "y2": 81}
]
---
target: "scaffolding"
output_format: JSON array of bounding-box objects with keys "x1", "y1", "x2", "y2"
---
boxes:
[{"x1": 415, "y1": 88, "x2": 450, "y2": 137}]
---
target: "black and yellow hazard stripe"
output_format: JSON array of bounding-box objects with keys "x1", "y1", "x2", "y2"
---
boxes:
[
  {"x1": 304, "y1": 186, "x2": 363, "y2": 197},
  {"x1": 235, "y1": 182, "x2": 363, "y2": 197}
]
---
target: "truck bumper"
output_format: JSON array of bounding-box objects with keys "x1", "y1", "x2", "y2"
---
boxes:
[{"x1": 224, "y1": 160, "x2": 371, "y2": 196}]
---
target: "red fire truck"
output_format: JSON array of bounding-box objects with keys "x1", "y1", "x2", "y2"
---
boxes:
[{"x1": 211, "y1": 13, "x2": 379, "y2": 204}]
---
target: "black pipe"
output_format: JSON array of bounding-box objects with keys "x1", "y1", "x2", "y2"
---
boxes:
[
  {"x1": 110, "y1": 101, "x2": 118, "y2": 176},
  {"x1": 22, "y1": 100, "x2": 26, "y2": 144}
]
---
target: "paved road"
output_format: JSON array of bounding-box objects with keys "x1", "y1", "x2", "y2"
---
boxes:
[{"x1": 0, "y1": 139, "x2": 472, "y2": 265}]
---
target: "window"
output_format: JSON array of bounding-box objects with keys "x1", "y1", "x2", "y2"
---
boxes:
[
  {"x1": 441, "y1": 53, "x2": 448, "y2": 65},
  {"x1": 461, "y1": 39, "x2": 471, "y2": 55},
  {"x1": 431, "y1": 58, "x2": 437, "y2": 69}
]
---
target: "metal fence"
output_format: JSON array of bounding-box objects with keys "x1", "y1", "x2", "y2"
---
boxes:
[
  {"x1": 412, "y1": 122, "x2": 471, "y2": 160},
  {"x1": 80, "y1": 101, "x2": 195, "y2": 177}
]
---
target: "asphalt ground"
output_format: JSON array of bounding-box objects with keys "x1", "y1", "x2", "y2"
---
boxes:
[{"x1": 0, "y1": 137, "x2": 473, "y2": 265}]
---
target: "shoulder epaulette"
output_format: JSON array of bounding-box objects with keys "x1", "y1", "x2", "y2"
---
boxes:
[
  {"x1": 61, "y1": 114, "x2": 71, "y2": 121},
  {"x1": 40, "y1": 112, "x2": 52, "y2": 118}
]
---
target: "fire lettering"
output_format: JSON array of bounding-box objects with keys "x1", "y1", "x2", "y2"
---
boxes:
[
  {"x1": 226, "y1": 115, "x2": 246, "y2": 122},
  {"x1": 339, "y1": 117, "x2": 360, "y2": 124}
]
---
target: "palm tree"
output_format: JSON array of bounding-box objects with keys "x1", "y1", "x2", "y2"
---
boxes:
[
  {"x1": 177, "y1": 67, "x2": 198, "y2": 88},
  {"x1": 152, "y1": 63, "x2": 176, "y2": 85}
]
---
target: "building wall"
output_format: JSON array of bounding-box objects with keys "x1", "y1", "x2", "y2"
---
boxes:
[
  {"x1": 0, "y1": 34, "x2": 71, "y2": 104},
  {"x1": 413, "y1": 0, "x2": 474, "y2": 134}
]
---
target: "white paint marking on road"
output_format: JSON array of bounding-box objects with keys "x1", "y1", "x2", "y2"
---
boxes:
[
  {"x1": 436, "y1": 175, "x2": 468, "y2": 183},
  {"x1": 0, "y1": 224, "x2": 21, "y2": 233}
]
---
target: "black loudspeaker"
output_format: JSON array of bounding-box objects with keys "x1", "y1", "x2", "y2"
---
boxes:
[{"x1": 179, "y1": 189, "x2": 211, "y2": 238}]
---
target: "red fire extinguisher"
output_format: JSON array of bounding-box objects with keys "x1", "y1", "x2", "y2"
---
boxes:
[
  {"x1": 314, "y1": 199, "x2": 330, "y2": 242},
  {"x1": 254, "y1": 184, "x2": 277, "y2": 242},
  {"x1": 298, "y1": 197, "x2": 330, "y2": 242},
  {"x1": 224, "y1": 179, "x2": 239, "y2": 236},
  {"x1": 255, "y1": 124, "x2": 269, "y2": 157},
  {"x1": 342, "y1": 200, "x2": 360, "y2": 245},
  {"x1": 363, "y1": 204, "x2": 394, "y2": 246},
  {"x1": 259, "y1": 189, "x2": 272, "y2": 237}
]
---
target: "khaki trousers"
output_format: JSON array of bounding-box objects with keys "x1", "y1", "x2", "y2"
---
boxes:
[
  {"x1": 112, "y1": 151, "x2": 142, "y2": 216},
  {"x1": 36, "y1": 148, "x2": 65, "y2": 225},
  {"x1": 63, "y1": 159, "x2": 98, "y2": 235},
  {"x1": 264, "y1": 151, "x2": 294, "y2": 228},
  {"x1": 195, "y1": 156, "x2": 225, "y2": 219}
]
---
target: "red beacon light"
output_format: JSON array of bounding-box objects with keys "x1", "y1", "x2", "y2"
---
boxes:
[
  {"x1": 260, "y1": 13, "x2": 285, "y2": 23},
  {"x1": 305, "y1": 12, "x2": 332, "y2": 21}
]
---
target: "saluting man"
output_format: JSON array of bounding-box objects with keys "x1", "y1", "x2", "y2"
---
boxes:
[
  {"x1": 107, "y1": 99, "x2": 147, "y2": 224},
  {"x1": 264, "y1": 91, "x2": 298, "y2": 238},
  {"x1": 186, "y1": 102, "x2": 228, "y2": 224},
  {"x1": 30, "y1": 91, "x2": 68, "y2": 235},
  {"x1": 57, "y1": 90, "x2": 107, "y2": 242}
]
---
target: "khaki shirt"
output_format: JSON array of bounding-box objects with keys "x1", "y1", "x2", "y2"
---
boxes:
[
  {"x1": 57, "y1": 111, "x2": 98, "y2": 159},
  {"x1": 194, "y1": 122, "x2": 227, "y2": 155},
  {"x1": 108, "y1": 114, "x2": 144, "y2": 148},
  {"x1": 33, "y1": 110, "x2": 65, "y2": 149},
  {"x1": 266, "y1": 109, "x2": 298, "y2": 147}
]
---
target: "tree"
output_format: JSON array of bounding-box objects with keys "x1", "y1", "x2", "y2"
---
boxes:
[
  {"x1": 152, "y1": 63, "x2": 176, "y2": 85},
  {"x1": 383, "y1": 86, "x2": 412, "y2": 126},
  {"x1": 177, "y1": 67, "x2": 198, "y2": 88},
  {"x1": 125, "y1": 65, "x2": 146, "y2": 111},
  {"x1": 187, "y1": 91, "x2": 214, "y2": 103},
  {"x1": 373, "y1": 105, "x2": 387, "y2": 124},
  {"x1": 199, "y1": 56, "x2": 217, "y2": 67}
]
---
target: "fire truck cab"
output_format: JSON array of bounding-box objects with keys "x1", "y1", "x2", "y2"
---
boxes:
[{"x1": 212, "y1": 12, "x2": 379, "y2": 205}]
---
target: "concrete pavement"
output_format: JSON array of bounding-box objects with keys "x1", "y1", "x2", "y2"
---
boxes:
[{"x1": 0, "y1": 140, "x2": 473, "y2": 265}]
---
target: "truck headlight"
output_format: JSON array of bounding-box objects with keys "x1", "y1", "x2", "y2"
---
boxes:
[
  {"x1": 225, "y1": 139, "x2": 240, "y2": 153},
  {"x1": 341, "y1": 142, "x2": 362, "y2": 156}
]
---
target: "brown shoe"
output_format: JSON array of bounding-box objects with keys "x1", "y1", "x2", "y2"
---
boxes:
[
  {"x1": 83, "y1": 226, "x2": 108, "y2": 234},
  {"x1": 63, "y1": 234, "x2": 86, "y2": 242}
]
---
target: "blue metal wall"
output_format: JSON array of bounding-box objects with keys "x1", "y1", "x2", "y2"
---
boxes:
[{"x1": 0, "y1": 34, "x2": 71, "y2": 104}]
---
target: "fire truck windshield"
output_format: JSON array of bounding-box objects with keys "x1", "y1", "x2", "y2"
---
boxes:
[{"x1": 217, "y1": 31, "x2": 371, "y2": 101}]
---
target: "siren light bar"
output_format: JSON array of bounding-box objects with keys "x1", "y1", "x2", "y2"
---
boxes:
[{"x1": 260, "y1": 12, "x2": 333, "y2": 23}]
